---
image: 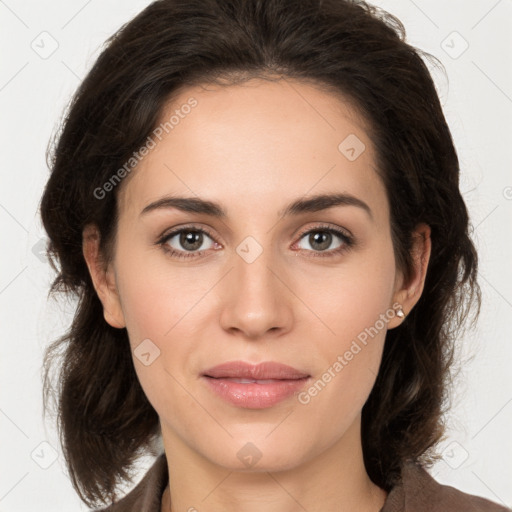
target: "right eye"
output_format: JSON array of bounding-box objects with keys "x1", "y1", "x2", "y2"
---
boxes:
[{"x1": 158, "y1": 226, "x2": 221, "y2": 259}]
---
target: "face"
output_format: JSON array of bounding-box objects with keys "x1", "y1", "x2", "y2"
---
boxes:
[{"x1": 86, "y1": 77, "x2": 424, "y2": 473}]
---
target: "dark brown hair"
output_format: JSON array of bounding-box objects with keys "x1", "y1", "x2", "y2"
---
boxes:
[{"x1": 40, "y1": 0, "x2": 480, "y2": 507}]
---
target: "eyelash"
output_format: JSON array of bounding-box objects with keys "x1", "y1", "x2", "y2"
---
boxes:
[{"x1": 156, "y1": 223, "x2": 355, "y2": 260}]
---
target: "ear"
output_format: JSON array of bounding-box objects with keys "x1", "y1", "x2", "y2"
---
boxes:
[
  {"x1": 388, "y1": 223, "x2": 431, "y2": 329},
  {"x1": 82, "y1": 223, "x2": 126, "y2": 329}
]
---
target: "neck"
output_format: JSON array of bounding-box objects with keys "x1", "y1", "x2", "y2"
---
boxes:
[{"x1": 160, "y1": 416, "x2": 387, "y2": 512}]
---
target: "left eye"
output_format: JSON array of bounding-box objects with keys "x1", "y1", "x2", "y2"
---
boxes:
[{"x1": 295, "y1": 228, "x2": 350, "y2": 253}]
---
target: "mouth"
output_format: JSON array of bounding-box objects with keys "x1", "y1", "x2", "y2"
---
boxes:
[
  {"x1": 206, "y1": 377, "x2": 295, "y2": 384},
  {"x1": 201, "y1": 361, "x2": 311, "y2": 409},
  {"x1": 202, "y1": 360, "x2": 310, "y2": 380}
]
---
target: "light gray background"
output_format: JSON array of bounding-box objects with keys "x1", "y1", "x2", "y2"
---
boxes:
[{"x1": 1, "y1": 0, "x2": 511, "y2": 510}]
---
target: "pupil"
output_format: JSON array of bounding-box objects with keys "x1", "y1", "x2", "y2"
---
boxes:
[{"x1": 310, "y1": 231, "x2": 331, "y2": 251}]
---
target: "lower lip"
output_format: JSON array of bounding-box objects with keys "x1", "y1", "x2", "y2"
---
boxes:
[{"x1": 202, "y1": 376, "x2": 310, "y2": 409}]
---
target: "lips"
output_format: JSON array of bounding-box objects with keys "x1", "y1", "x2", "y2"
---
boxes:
[
  {"x1": 201, "y1": 361, "x2": 311, "y2": 409},
  {"x1": 202, "y1": 361, "x2": 310, "y2": 380}
]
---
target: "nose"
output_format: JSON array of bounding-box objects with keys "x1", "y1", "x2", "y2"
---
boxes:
[{"x1": 219, "y1": 242, "x2": 293, "y2": 340}]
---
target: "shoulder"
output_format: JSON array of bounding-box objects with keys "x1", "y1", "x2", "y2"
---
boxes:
[
  {"x1": 92, "y1": 453, "x2": 168, "y2": 512},
  {"x1": 382, "y1": 461, "x2": 511, "y2": 512}
]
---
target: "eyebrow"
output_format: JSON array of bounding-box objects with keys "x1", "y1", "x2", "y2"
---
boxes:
[{"x1": 140, "y1": 192, "x2": 373, "y2": 220}]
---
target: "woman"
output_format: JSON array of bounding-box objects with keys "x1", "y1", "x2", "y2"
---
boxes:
[{"x1": 39, "y1": 0, "x2": 510, "y2": 510}]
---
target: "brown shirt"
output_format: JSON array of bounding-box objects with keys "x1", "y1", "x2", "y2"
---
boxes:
[{"x1": 96, "y1": 453, "x2": 511, "y2": 512}]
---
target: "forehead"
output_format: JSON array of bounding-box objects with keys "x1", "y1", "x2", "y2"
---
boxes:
[{"x1": 117, "y1": 78, "x2": 387, "y2": 222}]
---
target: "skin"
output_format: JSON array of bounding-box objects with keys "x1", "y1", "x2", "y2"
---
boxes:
[{"x1": 83, "y1": 77, "x2": 431, "y2": 512}]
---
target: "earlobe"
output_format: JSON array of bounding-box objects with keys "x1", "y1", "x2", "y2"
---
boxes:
[
  {"x1": 82, "y1": 224, "x2": 126, "y2": 329},
  {"x1": 389, "y1": 223, "x2": 431, "y2": 328}
]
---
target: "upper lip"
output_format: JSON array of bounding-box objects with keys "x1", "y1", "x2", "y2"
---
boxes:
[{"x1": 203, "y1": 361, "x2": 310, "y2": 380}]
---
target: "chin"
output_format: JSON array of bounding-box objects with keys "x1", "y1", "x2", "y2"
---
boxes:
[{"x1": 195, "y1": 431, "x2": 314, "y2": 473}]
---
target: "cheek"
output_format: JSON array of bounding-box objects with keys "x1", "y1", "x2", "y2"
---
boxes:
[
  {"x1": 114, "y1": 263, "x2": 195, "y2": 414},
  {"x1": 112, "y1": 245, "x2": 219, "y2": 402},
  {"x1": 114, "y1": 243, "x2": 213, "y2": 343},
  {"x1": 293, "y1": 241, "x2": 396, "y2": 407},
  {"x1": 295, "y1": 296, "x2": 391, "y2": 444},
  {"x1": 296, "y1": 241, "x2": 397, "y2": 346}
]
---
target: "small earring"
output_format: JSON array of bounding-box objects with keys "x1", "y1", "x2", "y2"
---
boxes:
[{"x1": 396, "y1": 307, "x2": 405, "y2": 318}]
